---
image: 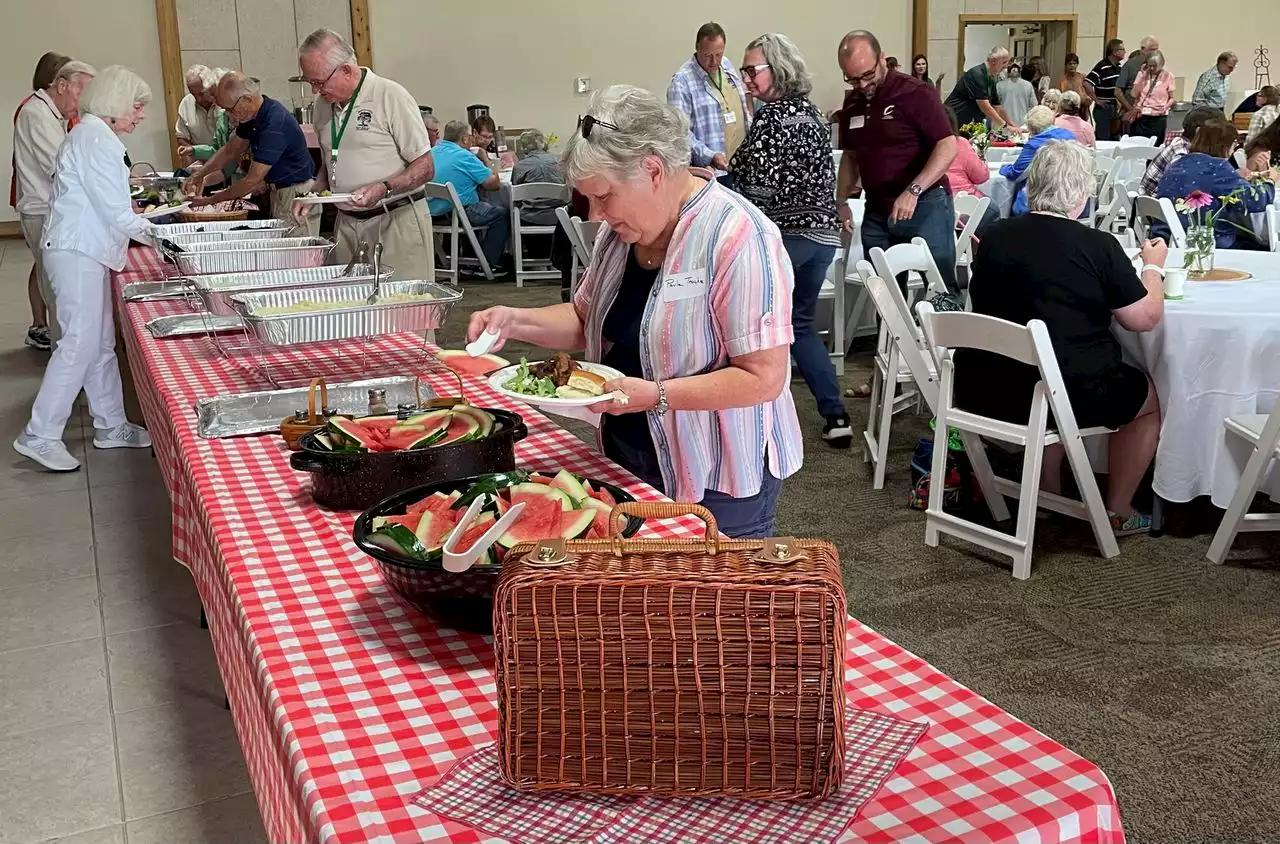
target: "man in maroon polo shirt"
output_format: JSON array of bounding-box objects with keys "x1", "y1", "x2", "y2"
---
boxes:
[{"x1": 836, "y1": 30, "x2": 958, "y2": 292}]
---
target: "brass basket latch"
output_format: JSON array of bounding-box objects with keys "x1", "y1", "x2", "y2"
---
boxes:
[
  {"x1": 753, "y1": 538, "x2": 807, "y2": 566},
  {"x1": 524, "y1": 540, "x2": 573, "y2": 568}
]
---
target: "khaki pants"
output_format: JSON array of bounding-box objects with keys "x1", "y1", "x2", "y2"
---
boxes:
[
  {"x1": 334, "y1": 200, "x2": 435, "y2": 280},
  {"x1": 271, "y1": 179, "x2": 319, "y2": 236},
  {"x1": 18, "y1": 214, "x2": 58, "y2": 344}
]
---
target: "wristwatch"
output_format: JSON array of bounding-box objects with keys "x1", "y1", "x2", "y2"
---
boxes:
[
  {"x1": 653, "y1": 380, "x2": 669, "y2": 417},
  {"x1": 380, "y1": 180, "x2": 392, "y2": 195},
  {"x1": 908, "y1": 183, "x2": 924, "y2": 197}
]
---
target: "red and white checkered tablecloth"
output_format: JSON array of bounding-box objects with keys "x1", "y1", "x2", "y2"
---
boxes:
[{"x1": 113, "y1": 246, "x2": 1126, "y2": 844}]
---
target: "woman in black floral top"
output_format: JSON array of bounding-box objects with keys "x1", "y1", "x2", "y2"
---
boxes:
[{"x1": 730, "y1": 33, "x2": 850, "y2": 447}]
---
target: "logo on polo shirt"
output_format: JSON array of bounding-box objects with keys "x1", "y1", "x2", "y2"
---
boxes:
[
  {"x1": 882, "y1": 104, "x2": 896, "y2": 120},
  {"x1": 355, "y1": 108, "x2": 373, "y2": 130}
]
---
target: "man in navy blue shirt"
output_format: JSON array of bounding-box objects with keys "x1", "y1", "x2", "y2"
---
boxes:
[{"x1": 184, "y1": 72, "x2": 316, "y2": 230}]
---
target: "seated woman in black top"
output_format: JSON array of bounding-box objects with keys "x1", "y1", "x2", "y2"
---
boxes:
[{"x1": 954, "y1": 140, "x2": 1167, "y2": 537}]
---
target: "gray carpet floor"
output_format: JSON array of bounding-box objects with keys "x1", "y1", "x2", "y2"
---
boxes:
[{"x1": 441, "y1": 274, "x2": 1280, "y2": 844}]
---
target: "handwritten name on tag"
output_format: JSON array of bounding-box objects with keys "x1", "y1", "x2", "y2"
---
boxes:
[
  {"x1": 848, "y1": 115, "x2": 866, "y2": 130},
  {"x1": 661, "y1": 271, "x2": 709, "y2": 301}
]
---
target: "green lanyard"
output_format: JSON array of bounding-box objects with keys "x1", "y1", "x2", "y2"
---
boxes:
[{"x1": 329, "y1": 68, "x2": 368, "y2": 168}]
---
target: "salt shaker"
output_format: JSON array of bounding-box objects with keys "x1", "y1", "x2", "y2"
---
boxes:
[{"x1": 367, "y1": 389, "x2": 389, "y2": 416}]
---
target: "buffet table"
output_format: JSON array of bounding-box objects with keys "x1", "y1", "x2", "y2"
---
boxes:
[{"x1": 113, "y1": 245, "x2": 1126, "y2": 843}]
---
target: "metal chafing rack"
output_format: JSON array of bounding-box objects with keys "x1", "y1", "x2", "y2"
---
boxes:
[
  {"x1": 163, "y1": 236, "x2": 335, "y2": 275},
  {"x1": 185, "y1": 263, "x2": 393, "y2": 316},
  {"x1": 231, "y1": 280, "x2": 461, "y2": 346}
]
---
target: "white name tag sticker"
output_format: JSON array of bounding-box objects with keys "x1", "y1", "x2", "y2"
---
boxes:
[
  {"x1": 848, "y1": 115, "x2": 866, "y2": 130},
  {"x1": 661, "y1": 270, "x2": 709, "y2": 301},
  {"x1": 724, "y1": 110, "x2": 737, "y2": 124}
]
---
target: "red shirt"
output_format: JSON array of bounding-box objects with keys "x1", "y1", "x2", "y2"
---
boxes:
[{"x1": 839, "y1": 72, "x2": 952, "y2": 213}]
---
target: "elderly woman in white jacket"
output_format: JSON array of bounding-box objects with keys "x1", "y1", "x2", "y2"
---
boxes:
[{"x1": 14, "y1": 66, "x2": 156, "y2": 472}]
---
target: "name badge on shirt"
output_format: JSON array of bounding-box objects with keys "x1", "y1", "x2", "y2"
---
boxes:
[
  {"x1": 661, "y1": 270, "x2": 709, "y2": 302},
  {"x1": 724, "y1": 110, "x2": 737, "y2": 125},
  {"x1": 848, "y1": 115, "x2": 866, "y2": 130}
]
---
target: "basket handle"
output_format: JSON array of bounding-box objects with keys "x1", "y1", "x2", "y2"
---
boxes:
[
  {"x1": 306, "y1": 377, "x2": 328, "y2": 421},
  {"x1": 608, "y1": 502, "x2": 719, "y2": 556}
]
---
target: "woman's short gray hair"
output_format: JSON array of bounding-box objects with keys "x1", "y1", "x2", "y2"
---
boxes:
[
  {"x1": 1058, "y1": 89, "x2": 1081, "y2": 115},
  {"x1": 1025, "y1": 140, "x2": 1094, "y2": 215},
  {"x1": 1024, "y1": 104, "x2": 1056, "y2": 134},
  {"x1": 80, "y1": 65, "x2": 152, "y2": 120},
  {"x1": 1041, "y1": 88, "x2": 1063, "y2": 113},
  {"x1": 516, "y1": 129, "x2": 548, "y2": 158},
  {"x1": 1144, "y1": 50, "x2": 1165, "y2": 70},
  {"x1": 745, "y1": 33, "x2": 812, "y2": 98},
  {"x1": 54, "y1": 60, "x2": 96, "y2": 84},
  {"x1": 183, "y1": 64, "x2": 217, "y2": 89},
  {"x1": 561, "y1": 85, "x2": 691, "y2": 182}
]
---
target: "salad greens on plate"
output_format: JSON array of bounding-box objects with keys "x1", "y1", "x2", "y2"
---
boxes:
[{"x1": 502, "y1": 359, "x2": 558, "y2": 398}]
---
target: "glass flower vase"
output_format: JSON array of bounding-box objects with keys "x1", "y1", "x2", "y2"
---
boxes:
[{"x1": 1185, "y1": 225, "x2": 1216, "y2": 277}]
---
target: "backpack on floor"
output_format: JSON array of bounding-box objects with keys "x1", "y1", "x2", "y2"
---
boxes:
[{"x1": 907, "y1": 436, "x2": 976, "y2": 512}]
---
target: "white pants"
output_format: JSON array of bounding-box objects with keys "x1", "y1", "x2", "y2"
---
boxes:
[{"x1": 26, "y1": 250, "x2": 128, "y2": 440}]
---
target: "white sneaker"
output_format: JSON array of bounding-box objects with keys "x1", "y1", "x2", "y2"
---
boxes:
[
  {"x1": 93, "y1": 423, "x2": 152, "y2": 450},
  {"x1": 13, "y1": 433, "x2": 81, "y2": 472}
]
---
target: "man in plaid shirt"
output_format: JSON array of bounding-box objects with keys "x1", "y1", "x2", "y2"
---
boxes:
[
  {"x1": 666, "y1": 21, "x2": 751, "y2": 172},
  {"x1": 1138, "y1": 105, "x2": 1221, "y2": 196},
  {"x1": 1191, "y1": 52, "x2": 1237, "y2": 109}
]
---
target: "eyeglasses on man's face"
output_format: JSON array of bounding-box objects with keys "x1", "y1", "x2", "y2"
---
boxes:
[{"x1": 305, "y1": 64, "x2": 340, "y2": 92}]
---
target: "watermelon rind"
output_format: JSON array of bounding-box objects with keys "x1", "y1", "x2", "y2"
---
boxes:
[
  {"x1": 430, "y1": 413, "x2": 481, "y2": 448},
  {"x1": 367, "y1": 523, "x2": 427, "y2": 559},
  {"x1": 558, "y1": 509, "x2": 595, "y2": 540},
  {"x1": 401, "y1": 409, "x2": 452, "y2": 428},
  {"x1": 407, "y1": 427, "x2": 449, "y2": 449},
  {"x1": 451, "y1": 405, "x2": 495, "y2": 438},
  {"x1": 509, "y1": 483, "x2": 572, "y2": 509},
  {"x1": 328, "y1": 417, "x2": 377, "y2": 450},
  {"x1": 550, "y1": 469, "x2": 589, "y2": 505}
]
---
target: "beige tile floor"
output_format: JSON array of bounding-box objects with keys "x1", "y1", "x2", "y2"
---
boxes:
[{"x1": 0, "y1": 240, "x2": 266, "y2": 844}]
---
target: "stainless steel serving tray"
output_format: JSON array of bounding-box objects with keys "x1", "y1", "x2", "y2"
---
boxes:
[
  {"x1": 231, "y1": 280, "x2": 462, "y2": 346},
  {"x1": 123, "y1": 279, "x2": 195, "y2": 302},
  {"x1": 188, "y1": 264, "x2": 393, "y2": 316},
  {"x1": 195, "y1": 376, "x2": 435, "y2": 438},
  {"x1": 169, "y1": 237, "x2": 335, "y2": 276},
  {"x1": 151, "y1": 219, "x2": 291, "y2": 240},
  {"x1": 146, "y1": 314, "x2": 243, "y2": 338}
]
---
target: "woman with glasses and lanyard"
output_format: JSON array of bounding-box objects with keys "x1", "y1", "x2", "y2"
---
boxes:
[
  {"x1": 467, "y1": 85, "x2": 803, "y2": 538},
  {"x1": 729, "y1": 34, "x2": 851, "y2": 448}
]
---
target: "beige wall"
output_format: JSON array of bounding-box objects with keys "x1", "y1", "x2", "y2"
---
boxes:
[
  {"x1": 2, "y1": 0, "x2": 170, "y2": 224},
  {"x1": 1117, "y1": 0, "x2": 1263, "y2": 112},
  {"x1": 370, "y1": 0, "x2": 912, "y2": 144},
  {"x1": 177, "y1": 0, "x2": 352, "y2": 107}
]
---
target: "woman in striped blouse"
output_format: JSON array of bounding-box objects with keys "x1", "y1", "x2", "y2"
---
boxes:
[{"x1": 468, "y1": 85, "x2": 803, "y2": 538}]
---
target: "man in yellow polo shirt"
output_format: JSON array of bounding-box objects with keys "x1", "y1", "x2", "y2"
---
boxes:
[
  {"x1": 293, "y1": 28, "x2": 435, "y2": 280},
  {"x1": 666, "y1": 22, "x2": 751, "y2": 176}
]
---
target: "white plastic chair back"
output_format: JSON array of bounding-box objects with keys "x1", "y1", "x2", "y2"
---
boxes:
[
  {"x1": 952, "y1": 193, "x2": 990, "y2": 268},
  {"x1": 1231, "y1": 149, "x2": 1247, "y2": 169},
  {"x1": 915, "y1": 304, "x2": 1120, "y2": 578},
  {"x1": 423, "y1": 181, "x2": 493, "y2": 282},
  {"x1": 1206, "y1": 404, "x2": 1280, "y2": 563},
  {"x1": 1118, "y1": 134, "x2": 1157, "y2": 147},
  {"x1": 1267, "y1": 208, "x2": 1280, "y2": 252},
  {"x1": 509, "y1": 182, "x2": 569, "y2": 287},
  {"x1": 863, "y1": 274, "x2": 939, "y2": 413},
  {"x1": 1133, "y1": 195, "x2": 1187, "y2": 247},
  {"x1": 869, "y1": 237, "x2": 949, "y2": 300}
]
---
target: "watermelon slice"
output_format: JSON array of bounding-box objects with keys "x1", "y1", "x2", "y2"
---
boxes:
[
  {"x1": 451, "y1": 405, "x2": 495, "y2": 438},
  {"x1": 526, "y1": 474, "x2": 553, "y2": 486},
  {"x1": 414, "y1": 509, "x2": 458, "y2": 550},
  {"x1": 498, "y1": 486, "x2": 568, "y2": 548},
  {"x1": 558, "y1": 509, "x2": 595, "y2": 540},
  {"x1": 328, "y1": 417, "x2": 378, "y2": 450},
  {"x1": 587, "y1": 482, "x2": 617, "y2": 507},
  {"x1": 437, "y1": 349, "x2": 510, "y2": 377},
  {"x1": 372, "y1": 512, "x2": 419, "y2": 530},
  {"x1": 578, "y1": 497, "x2": 612, "y2": 539},
  {"x1": 366, "y1": 523, "x2": 427, "y2": 559},
  {"x1": 431, "y1": 413, "x2": 481, "y2": 448},
  {"x1": 356, "y1": 415, "x2": 401, "y2": 431},
  {"x1": 401, "y1": 409, "x2": 453, "y2": 428},
  {"x1": 550, "y1": 469, "x2": 589, "y2": 505}
]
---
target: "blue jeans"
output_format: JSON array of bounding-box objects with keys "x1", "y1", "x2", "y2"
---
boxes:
[
  {"x1": 860, "y1": 186, "x2": 957, "y2": 293},
  {"x1": 783, "y1": 235, "x2": 846, "y2": 419},
  {"x1": 465, "y1": 200, "x2": 510, "y2": 270},
  {"x1": 1094, "y1": 103, "x2": 1118, "y2": 142}
]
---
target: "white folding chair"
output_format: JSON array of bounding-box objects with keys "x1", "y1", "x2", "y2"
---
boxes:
[
  {"x1": 573, "y1": 218, "x2": 602, "y2": 262},
  {"x1": 1206, "y1": 405, "x2": 1280, "y2": 563},
  {"x1": 858, "y1": 238, "x2": 947, "y2": 489},
  {"x1": 916, "y1": 304, "x2": 1120, "y2": 579},
  {"x1": 509, "y1": 182, "x2": 569, "y2": 288},
  {"x1": 423, "y1": 182, "x2": 494, "y2": 283},
  {"x1": 819, "y1": 257, "x2": 846, "y2": 376},
  {"x1": 1230, "y1": 148, "x2": 1248, "y2": 170},
  {"x1": 1132, "y1": 195, "x2": 1187, "y2": 247},
  {"x1": 952, "y1": 192, "x2": 991, "y2": 285},
  {"x1": 1118, "y1": 134, "x2": 1157, "y2": 147},
  {"x1": 1098, "y1": 147, "x2": 1160, "y2": 211},
  {"x1": 1267, "y1": 208, "x2": 1280, "y2": 252},
  {"x1": 1095, "y1": 177, "x2": 1141, "y2": 237}
]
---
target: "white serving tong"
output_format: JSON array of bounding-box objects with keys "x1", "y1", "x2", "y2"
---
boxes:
[
  {"x1": 441, "y1": 496, "x2": 526, "y2": 573},
  {"x1": 465, "y1": 329, "x2": 501, "y2": 358}
]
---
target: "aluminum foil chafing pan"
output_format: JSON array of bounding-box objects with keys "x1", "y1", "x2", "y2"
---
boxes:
[
  {"x1": 168, "y1": 237, "x2": 335, "y2": 276},
  {"x1": 151, "y1": 219, "x2": 292, "y2": 240},
  {"x1": 146, "y1": 314, "x2": 243, "y2": 338},
  {"x1": 231, "y1": 280, "x2": 462, "y2": 346},
  {"x1": 194, "y1": 376, "x2": 435, "y2": 438},
  {"x1": 188, "y1": 264, "x2": 393, "y2": 316}
]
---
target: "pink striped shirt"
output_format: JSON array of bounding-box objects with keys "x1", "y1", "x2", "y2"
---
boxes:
[{"x1": 573, "y1": 174, "x2": 803, "y2": 502}]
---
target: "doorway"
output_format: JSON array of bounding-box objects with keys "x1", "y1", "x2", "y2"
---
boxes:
[{"x1": 957, "y1": 14, "x2": 1077, "y2": 83}]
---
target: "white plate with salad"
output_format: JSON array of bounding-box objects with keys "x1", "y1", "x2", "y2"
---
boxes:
[{"x1": 487, "y1": 357, "x2": 626, "y2": 408}]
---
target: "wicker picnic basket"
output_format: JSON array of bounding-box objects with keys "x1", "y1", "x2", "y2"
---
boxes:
[{"x1": 493, "y1": 502, "x2": 848, "y2": 800}]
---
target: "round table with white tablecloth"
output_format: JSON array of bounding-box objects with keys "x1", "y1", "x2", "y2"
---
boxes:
[{"x1": 1116, "y1": 249, "x2": 1280, "y2": 507}]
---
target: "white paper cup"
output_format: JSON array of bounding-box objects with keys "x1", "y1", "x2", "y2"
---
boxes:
[{"x1": 1164, "y1": 267, "x2": 1187, "y2": 300}]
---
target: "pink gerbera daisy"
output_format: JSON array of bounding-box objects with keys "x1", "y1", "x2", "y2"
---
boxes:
[{"x1": 1183, "y1": 190, "x2": 1214, "y2": 210}]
